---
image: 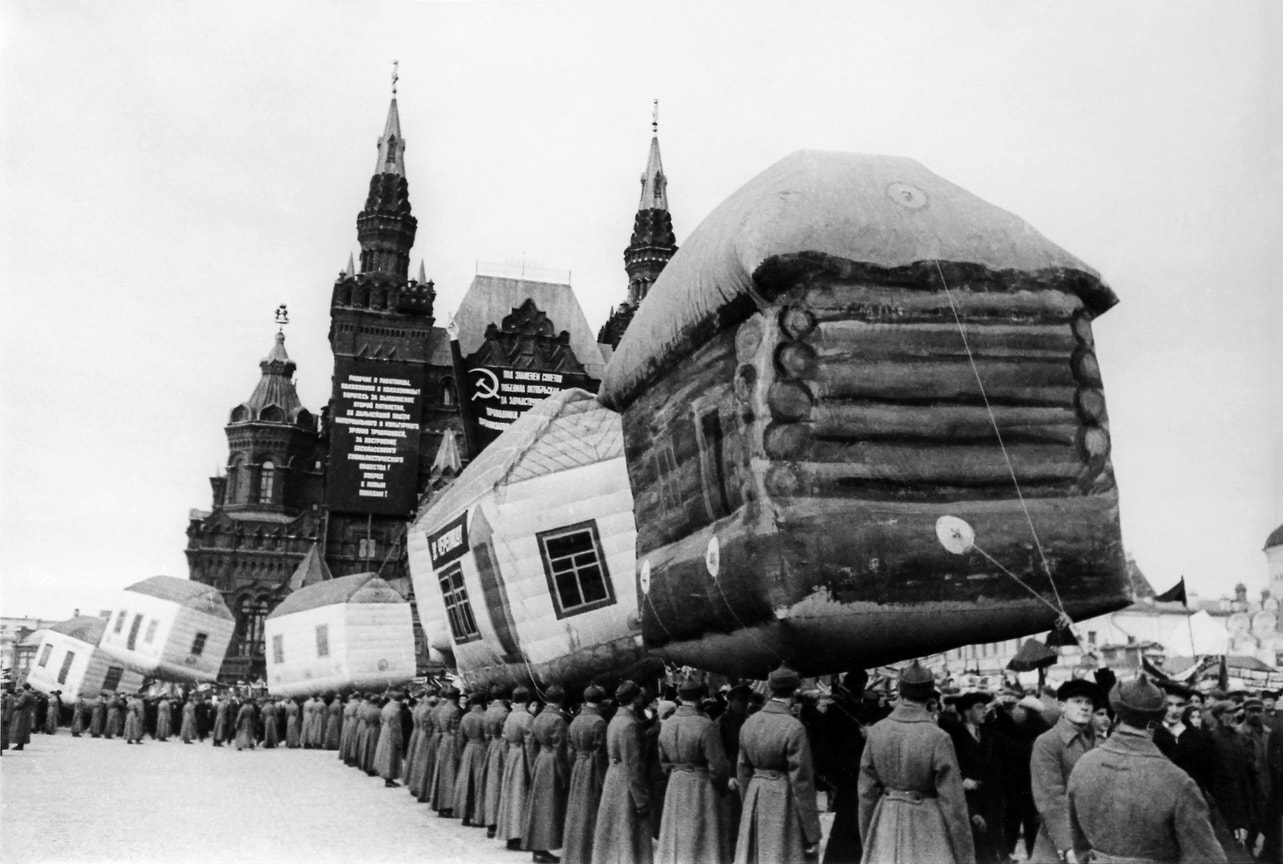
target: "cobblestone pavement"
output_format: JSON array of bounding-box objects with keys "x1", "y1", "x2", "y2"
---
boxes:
[{"x1": 1, "y1": 734, "x2": 502, "y2": 864}]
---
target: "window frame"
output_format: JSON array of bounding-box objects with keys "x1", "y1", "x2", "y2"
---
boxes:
[
  {"x1": 536, "y1": 520, "x2": 616, "y2": 620},
  {"x1": 38, "y1": 643, "x2": 53, "y2": 667},
  {"x1": 57, "y1": 650, "x2": 75, "y2": 684},
  {"x1": 315, "y1": 624, "x2": 329, "y2": 658},
  {"x1": 437, "y1": 562, "x2": 481, "y2": 644},
  {"x1": 272, "y1": 633, "x2": 285, "y2": 665},
  {"x1": 191, "y1": 632, "x2": 208, "y2": 657}
]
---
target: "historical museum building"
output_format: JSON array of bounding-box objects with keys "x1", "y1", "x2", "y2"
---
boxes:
[{"x1": 186, "y1": 86, "x2": 675, "y2": 681}]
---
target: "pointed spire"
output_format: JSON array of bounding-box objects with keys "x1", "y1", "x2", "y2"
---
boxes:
[
  {"x1": 638, "y1": 99, "x2": 668, "y2": 212},
  {"x1": 417, "y1": 260, "x2": 427, "y2": 283},
  {"x1": 374, "y1": 94, "x2": 405, "y2": 177},
  {"x1": 345, "y1": 252, "x2": 355, "y2": 276}
]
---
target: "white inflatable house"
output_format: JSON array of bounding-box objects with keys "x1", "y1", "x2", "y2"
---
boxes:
[
  {"x1": 98, "y1": 576, "x2": 234, "y2": 683},
  {"x1": 407, "y1": 388, "x2": 645, "y2": 691},
  {"x1": 264, "y1": 571, "x2": 415, "y2": 697},
  {"x1": 25, "y1": 616, "x2": 145, "y2": 698}
]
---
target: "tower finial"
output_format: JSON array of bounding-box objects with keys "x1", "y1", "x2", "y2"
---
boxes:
[
  {"x1": 652, "y1": 98, "x2": 658, "y2": 135},
  {"x1": 391, "y1": 60, "x2": 399, "y2": 96},
  {"x1": 275, "y1": 303, "x2": 290, "y2": 333}
]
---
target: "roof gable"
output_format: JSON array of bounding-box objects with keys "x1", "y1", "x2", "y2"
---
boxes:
[
  {"x1": 267, "y1": 571, "x2": 405, "y2": 619},
  {"x1": 124, "y1": 576, "x2": 235, "y2": 621}
]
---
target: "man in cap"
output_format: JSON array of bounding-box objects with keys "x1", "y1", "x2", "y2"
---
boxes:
[
  {"x1": 858, "y1": 660, "x2": 973, "y2": 863},
  {"x1": 523, "y1": 683, "x2": 570, "y2": 863},
  {"x1": 1029, "y1": 678, "x2": 1099, "y2": 863},
  {"x1": 430, "y1": 685, "x2": 464, "y2": 815},
  {"x1": 453, "y1": 688, "x2": 490, "y2": 823},
  {"x1": 374, "y1": 690, "x2": 406, "y2": 788},
  {"x1": 482, "y1": 683, "x2": 511, "y2": 837},
  {"x1": 656, "y1": 673, "x2": 730, "y2": 864},
  {"x1": 593, "y1": 680, "x2": 652, "y2": 864},
  {"x1": 718, "y1": 683, "x2": 754, "y2": 851},
  {"x1": 1152, "y1": 681, "x2": 1196, "y2": 777},
  {"x1": 1067, "y1": 675, "x2": 1225, "y2": 863},
  {"x1": 496, "y1": 686, "x2": 536, "y2": 850},
  {"x1": 735, "y1": 663, "x2": 820, "y2": 863},
  {"x1": 1237, "y1": 696, "x2": 1273, "y2": 857},
  {"x1": 948, "y1": 691, "x2": 1004, "y2": 864},
  {"x1": 562, "y1": 684, "x2": 607, "y2": 864}
]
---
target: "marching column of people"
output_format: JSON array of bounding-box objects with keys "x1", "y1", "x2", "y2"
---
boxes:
[{"x1": 8, "y1": 667, "x2": 1283, "y2": 864}]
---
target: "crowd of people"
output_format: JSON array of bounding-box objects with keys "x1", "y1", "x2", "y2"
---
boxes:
[{"x1": 4, "y1": 664, "x2": 1282, "y2": 864}]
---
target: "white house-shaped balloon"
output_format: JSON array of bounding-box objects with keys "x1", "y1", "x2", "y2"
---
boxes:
[
  {"x1": 264, "y1": 571, "x2": 415, "y2": 697},
  {"x1": 98, "y1": 576, "x2": 234, "y2": 683},
  {"x1": 25, "y1": 616, "x2": 145, "y2": 698},
  {"x1": 407, "y1": 388, "x2": 645, "y2": 691}
]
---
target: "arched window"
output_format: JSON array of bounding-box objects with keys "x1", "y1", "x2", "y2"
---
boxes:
[
  {"x1": 385, "y1": 136, "x2": 397, "y2": 167},
  {"x1": 441, "y1": 377, "x2": 456, "y2": 407},
  {"x1": 258, "y1": 460, "x2": 276, "y2": 504},
  {"x1": 227, "y1": 455, "x2": 248, "y2": 504},
  {"x1": 259, "y1": 405, "x2": 285, "y2": 423}
]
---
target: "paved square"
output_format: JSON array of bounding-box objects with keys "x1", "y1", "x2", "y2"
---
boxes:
[{"x1": 1, "y1": 735, "x2": 501, "y2": 864}]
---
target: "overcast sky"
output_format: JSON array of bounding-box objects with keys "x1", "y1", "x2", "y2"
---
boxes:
[{"x1": 2, "y1": 0, "x2": 1280, "y2": 621}]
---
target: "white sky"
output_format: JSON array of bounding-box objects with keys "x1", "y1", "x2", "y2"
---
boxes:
[{"x1": 2, "y1": 0, "x2": 1280, "y2": 621}]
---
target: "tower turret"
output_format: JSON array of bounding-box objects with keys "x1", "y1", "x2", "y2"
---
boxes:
[
  {"x1": 356, "y1": 82, "x2": 417, "y2": 280},
  {"x1": 600, "y1": 101, "x2": 678, "y2": 348}
]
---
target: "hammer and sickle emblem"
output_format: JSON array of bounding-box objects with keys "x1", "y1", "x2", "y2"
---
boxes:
[{"x1": 469, "y1": 368, "x2": 499, "y2": 400}]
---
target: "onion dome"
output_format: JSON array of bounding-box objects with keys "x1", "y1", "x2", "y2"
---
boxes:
[
  {"x1": 229, "y1": 332, "x2": 309, "y2": 425},
  {"x1": 1267, "y1": 524, "x2": 1283, "y2": 551}
]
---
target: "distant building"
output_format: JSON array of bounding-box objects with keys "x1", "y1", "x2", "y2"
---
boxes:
[
  {"x1": 187, "y1": 84, "x2": 658, "y2": 682},
  {"x1": 1, "y1": 615, "x2": 59, "y2": 678}
]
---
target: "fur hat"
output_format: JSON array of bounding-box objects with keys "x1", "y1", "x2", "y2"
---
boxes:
[
  {"x1": 768, "y1": 664, "x2": 801, "y2": 693},
  {"x1": 1056, "y1": 678, "x2": 1101, "y2": 704},
  {"x1": 583, "y1": 684, "x2": 606, "y2": 704},
  {"x1": 614, "y1": 680, "x2": 641, "y2": 704}
]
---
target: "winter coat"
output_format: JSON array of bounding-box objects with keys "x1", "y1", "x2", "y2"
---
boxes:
[
  {"x1": 483, "y1": 700, "x2": 511, "y2": 827},
  {"x1": 123, "y1": 697, "x2": 145, "y2": 742},
  {"x1": 180, "y1": 701, "x2": 197, "y2": 742},
  {"x1": 155, "y1": 698, "x2": 173, "y2": 741},
  {"x1": 592, "y1": 708, "x2": 652, "y2": 864},
  {"x1": 362, "y1": 701, "x2": 382, "y2": 772},
  {"x1": 234, "y1": 702, "x2": 256, "y2": 750},
  {"x1": 403, "y1": 700, "x2": 424, "y2": 785},
  {"x1": 523, "y1": 705, "x2": 570, "y2": 852},
  {"x1": 89, "y1": 696, "x2": 106, "y2": 737},
  {"x1": 212, "y1": 699, "x2": 230, "y2": 743},
  {"x1": 410, "y1": 700, "x2": 439, "y2": 800},
  {"x1": 261, "y1": 701, "x2": 279, "y2": 748},
  {"x1": 736, "y1": 701, "x2": 820, "y2": 864},
  {"x1": 324, "y1": 698, "x2": 342, "y2": 750},
  {"x1": 948, "y1": 718, "x2": 1005, "y2": 863},
  {"x1": 497, "y1": 706, "x2": 535, "y2": 842},
  {"x1": 1030, "y1": 715, "x2": 1096, "y2": 863},
  {"x1": 374, "y1": 699, "x2": 405, "y2": 781},
  {"x1": 71, "y1": 697, "x2": 88, "y2": 736},
  {"x1": 339, "y1": 698, "x2": 359, "y2": 763},
  {"x1": 656, "y1": 704, "x2": 730, "y2": 864},
  {"x1": 857, "y1": 701, "x2": 970, "y2": 864},
  {"x1": 105, "y1": 698, "x2": 124, "y2": 739},
  {"x1": 563, "y1": 705, "x2": 608, "y2": 864},
  {"x1": 430, "y1": 701, "x2": 464, "y2": 810},
  {"x1": 285, "y1": 699, "x2": 302, "y2": 748},
  {"x1": 453, "y1": 704, "x2": 491, "y2": 821},
  {"x1": 8, "y1": 692, "x2": 35, "y2": 746},
  {"x1": 1068, "y1": 725, "x2": 1226, "y2": 863}
]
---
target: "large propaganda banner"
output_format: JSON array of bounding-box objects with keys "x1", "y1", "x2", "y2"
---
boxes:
[
  {"x1": 327, "y1": 359, "x2": 426, "y2": 514},
  {"x1": 463, "y1": 364, "x2": 593, "y2": 451}
]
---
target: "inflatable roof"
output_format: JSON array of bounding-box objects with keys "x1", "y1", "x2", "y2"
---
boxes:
[
  {"x1": 123, "y1": 576, "x2": 235, "y2": 621},
  {"x1": 417, "y1": 388, "x2": 622, "y2": 537},
  {"x1": 600, "y1": 149, "x2": 1117, "y2": 410},
  {"x1": 48, "y1": 615, "x2": 108, "y2": 644},
  {"x1": 268, "y1": 572, "x2": 404, "y2": 619}
]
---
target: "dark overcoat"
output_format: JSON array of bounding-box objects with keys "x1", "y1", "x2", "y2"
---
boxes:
[
  {"x1": 285, "y1": 699, "x2": 302, "y2": 748},
  {"x1": 180, "y1": 700, "x2": 197, "y2": 742},
  {"x1": 657, "y1": 704, "x2": 730, "y2": 864},
  {"x1": 592, "y1": 708, "x2": 652, "y2": 864},
  {"x1": 212, "y1": 698, "x2": 230, "y2": 744},
  {"x1": 948, "y1": 718, "x2": 1005, "y2": 863},
  {"x1": 497, "y1": 706, "x2": 535, "y2": 842},
  {"x1": 736, "y1": 701, "x2": 821, "y2": 864},
  {"x1": 261, "y1": 701, "x2": 278, "y2": 748},
  {"x1": 339, "y1": 697, "x2": 359, "y2": 762},
  {"x1": 324, "y1": 697, "x2": 343, "y2": 750},
  {"x1": 563, "y1": 705, "x2": 608, "y2": 864},
  {"x1": 453, "y1": 703, "x2": 490, "y2": 821},
  {"x1": 411, "y1": 699, "x2": 440, "y2": 800},
  {"x1": 123, "y1": 697, "x2": 145, "y2": 742},
  {"x1": 361, "y1": 700, "x2": 383, "y2": 772},
  {"x1": 523, "y1": 705, "x2": 570, "y2": 852},
  {"x1": 1068, "y1": 725, "x2": 1226, "y2": 863},
  {"x1": 234, "y1": 702, "x2": 256, "y2": 750},
  {"x1": 403, "y1": 699, "x2": 424, "y2": 785},
  {"x1": 71, "y1": 697, "x2": 88, "y2": 736},
  {"x1": 89, "y1": 695, "x2": 106, "y2": 737},
  {"x1": 430, "y1": 700, "x2": 464, "y2": 810},
  {"x1": 374, "y1": 698, "x2": 405, "y2": 780},
  {"x1": 155, "y1": 699, "x2": 173, "y2": 741},
  {"x1": 483, "y1": 699, "x2": 511, "y2": 826},
  {"x1": 8, "y1": 692, "x2": 35, "y2": 747},
  {"x1": 1029, "y1": 716, "x2": 1096, "y2": 863}
]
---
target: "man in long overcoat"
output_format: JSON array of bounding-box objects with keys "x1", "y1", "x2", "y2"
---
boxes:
[
  {"x1": 374, "y1": 691, "x2": 406, "y2": 787},
  {"x1": 410, "y1": 692, "x2": 440, "y2": 799},
  {"x1": 123, "y1": 693, "x2": 146, "y2": 744},
  {"x1": 562, "y1": 684, "x2": 608, "y2": 864},
  {"x1": 325, "y1": 692, "x2": 343, "y2": 750},
  {"x1": 858, "y1": 661, "x2": 972, "y2": 864},
  {"x1": 497, "y1": 687, "x2": 536, "y2": 850},
  {"x1": 592, "y1": 680, "x2": 651, "y2": 864},
  {"x1": 657, "y1": 674, "x2": 730, "y2": 864},
  {"x1": 340, "y1": 694, "x2": 360, "y2": 763},
  {"x1": 1029, "y1": 679, "x2": 1099, "y2": 864},
  {"x1": 735, "y1": 664, "x2": 821, "y2": 864},
  {"x1": 89, "y1": 691, "x2": 107, "y2": 738},
  {"x1": 431, "y1": 686, "x2": 464, "y2": 815},
  {"x1": 8, "y1": 686, "x2": 35, "y2": 750},
  {"x1": 948, "y1": 691, "x2": 1005, "y2": 863},
  {"x1": 523, "y1": 684, "x2": 570, "y2": 863},
  {"x1": 1068, "y1": 675, "x2": 1226, "y2": 863},
  {"x1": 180, "y1": 696, "x2": 198, "y2": 743},
  {"x1": 454, "y1": 691, "x2": 491, "y2": 822},
  {"x1": 233, "y1": 697, "x2": 256, "y2": 750},
  {"x1": 211, "y1": 693, "x2": 230, "y2": 746},
  {"x1": 483, "y1": 684, "x2": 512, "y2": 836},
  {"x1": 70, "y1": 694, "x2": 88, "y2": 737}
]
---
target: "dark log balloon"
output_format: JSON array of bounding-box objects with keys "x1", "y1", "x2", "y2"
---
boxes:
[{"x1": 598, "y1": 151, "x2": 1130, "y2": 678}]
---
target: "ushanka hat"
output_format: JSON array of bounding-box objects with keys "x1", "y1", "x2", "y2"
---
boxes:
[
  {"x1": 898, "y1": 661, "x2": 935, "y2": 701},
  {"x1": 1056, "y1": 678, "x2": 1101, "y2": 704},
  {"x1": 614, "y1": 680, "x2": 641, "y2": 703},
  {"x1": 583, "y1": 684, "x2": 606, "y2": 704},
  {"x1": 1109, "y1": 675, "x2": 1166, "y2": 727}
]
